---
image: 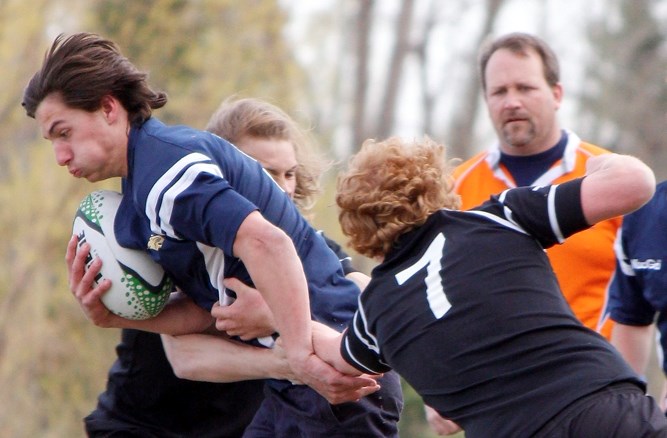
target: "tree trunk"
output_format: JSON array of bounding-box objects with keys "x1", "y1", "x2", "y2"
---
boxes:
[
  {"x1": 376, "y1": 0, "x2": 416, "y2": 139},
  {"x1": 447, "y1": 0, "x2": 505, "y2": 159},
  {"x1": 352, "y1": 0, "x2": 374, "y2": 151}
]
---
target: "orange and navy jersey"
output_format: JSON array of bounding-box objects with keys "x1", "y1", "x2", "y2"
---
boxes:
[{"x1": 453, "y1": 131, "x2": 619, "y2": 339}]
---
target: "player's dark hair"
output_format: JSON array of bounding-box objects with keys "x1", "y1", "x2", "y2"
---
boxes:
[
  {"x1": 478, "y1": 32, "x2": 560, "y2": 92},
  {"x1": 22, "y1": 32, "x2": 167, "y2": 126}
]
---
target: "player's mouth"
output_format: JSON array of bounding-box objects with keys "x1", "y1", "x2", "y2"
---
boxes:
[{"x1": 504, "y1": 115, "x2": 527, "y2": 123}]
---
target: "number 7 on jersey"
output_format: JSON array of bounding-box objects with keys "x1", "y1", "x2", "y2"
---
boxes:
[{"x1": 395, "y1": 233, "x2": 451, "y2": 319}]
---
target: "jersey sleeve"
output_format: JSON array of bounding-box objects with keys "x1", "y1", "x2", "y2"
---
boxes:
[
  {"x1": 143, "y1": 153, "x2": 258, "y2": 256},
  {"x1": 340, "y1": 305, "x2": 392, "y2": 375},
  {"x1": 607, "y1": 227, "x2": 656, "y2": 326},
  {"x1": 484, "y1": 178, "x2": 589, "y2": 248}
]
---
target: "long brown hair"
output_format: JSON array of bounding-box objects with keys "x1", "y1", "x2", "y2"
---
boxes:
[
  {"x1": 22, "y1": 32, "x2": 167, "y2": 126},
  {"x1": 206, "y1": 97, "x2": 327, "y2": 211}
]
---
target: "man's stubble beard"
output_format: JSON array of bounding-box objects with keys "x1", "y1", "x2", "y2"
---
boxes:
[{"x1": 501, "y1": 120, "x2": 537, "y2": 150}]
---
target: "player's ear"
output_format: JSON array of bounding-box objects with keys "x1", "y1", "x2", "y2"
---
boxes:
[
  {"x1": 100, "y1": 95, "x2": 120, "y2": 124},
  {"x1": 552, "y1": 82, "x2": 563, "y2": 109}
]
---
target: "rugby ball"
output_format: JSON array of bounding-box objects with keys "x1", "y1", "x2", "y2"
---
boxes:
[{"x1": 71, "y1": 190, "x2": 173, "y2": 320}]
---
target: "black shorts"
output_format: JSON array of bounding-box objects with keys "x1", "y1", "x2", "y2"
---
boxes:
[{"x1": 535, "y1": 382, "x2": 667, "y2": 437}]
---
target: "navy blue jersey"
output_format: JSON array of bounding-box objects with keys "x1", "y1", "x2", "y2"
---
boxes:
[
  {"x1": 116, "y1": 118, "x2": 359, "y2": 338},
  {"x1": 341, "y1": 180, "x2": 642, "y2": 438},
  {"x1": 608, "y1": 181, "x2": 667, "y2": 373}
]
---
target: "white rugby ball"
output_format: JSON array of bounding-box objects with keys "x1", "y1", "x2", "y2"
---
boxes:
[{"x1": 71, "y1": 190, "x2": 173, "y2": 320}]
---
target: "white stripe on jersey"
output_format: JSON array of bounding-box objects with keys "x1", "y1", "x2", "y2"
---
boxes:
[
  {"x1": 344, "y1": 336, "x2": 381, "y2": 375},
  {"x1": 196, "y1": 241, "x2": 227, "y2": 302},
  {"x1": 159, "y1": 162, "x2": 222, "y2": 237},
  {"x1": 354, "y1": 299, "x2": 381, "y2": 355},
  {"x1": 146, "y1": 153, "x2": 222, "y2": 237},
  {"x1": 469, "y1": 185, "x2": 566, "y2": 243},
  {"x1": 546, "y1": 185, "x2": 565, "y2": 243},
  {"x1": 465, "y1": 210, "x2": 529, "y2": 235},
  {"x1": 147, "y1": 153, "x2": 211, "y2": 236}
]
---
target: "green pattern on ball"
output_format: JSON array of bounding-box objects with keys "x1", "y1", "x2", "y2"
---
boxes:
[
  {"x1": 78, "y1": 191, "x2": 107, "y2": 226},
  {"x1": 77, "y1": 190, "x2": 173, "y2": 320},
  {"x1": 117, "y1": 273, "x2": 173, "y2": 319}
]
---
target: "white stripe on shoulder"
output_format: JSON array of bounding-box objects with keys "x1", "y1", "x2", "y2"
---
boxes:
[
  {"x1": 146, "y1": 153, "x2": 222, "y2": 238},
  {"x1": 466, "y1": 190, "x2": 527, "y2": 235},
  {"x1": 454, "y1": 153, "x2": 491, "y2": 191},
  {"x1": 147, "y1": 153, "x2": 218, "y2": 237},
  {"x1": 466, "y1": 210, "x2": 529, "y2": 235},
  {"x1": 159, "y1": 162, "x2": 222, "y2": 237}
]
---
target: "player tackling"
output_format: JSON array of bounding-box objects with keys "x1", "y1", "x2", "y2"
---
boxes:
[{"x1": 312, "y1": 136, "x2": 667, "y2": 437}]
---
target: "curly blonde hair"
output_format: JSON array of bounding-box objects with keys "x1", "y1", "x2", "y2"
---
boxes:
[
  {"x1": 205, "y1": 97, "x2": 327, "y2": 211},
  {"x1": 336, "y1": 137, "x2": 460, "y2": 259}
]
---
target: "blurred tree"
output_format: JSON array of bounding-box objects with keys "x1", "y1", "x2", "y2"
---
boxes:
[
  {"x1": 445, "y1": 0, "x2": 505, "y2": 160},
  {"x1": 94, "y1": 0, "x2": 305, "y2": 127},
  {"x1": 375, "y1": 0, "x2": 415, "y2": 139},
  {"x1": 351, "y1": 0, "x2": 374, "y2": 151},
  {"x1": 0, "y1": 1, "x2": 97, "y2": 436},
  {"x1": 578, "y1": 0, "x2": 667, "y2": 179},
  {"x1": 412, "y1": 0, "x2": 441, "y2": 138},
  {"x1": 0, "y1": 0, "x2": 52, "y2": 177}
]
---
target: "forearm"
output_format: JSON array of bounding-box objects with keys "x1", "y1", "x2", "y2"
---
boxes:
[
  {"x1": 161, "y1": 332, "x2": 293, "y2": 382},
  {"x1": 245, "y1": 238, "x2": 311, "y2": 353},
  {"x1": 114, "y1": 292, "x2": 214, "y2": 335},
  {"x1": 611, "y1": 322, "x2": 654, "y2": 375},
  {"x1": 234, "y1": 212, "x2": 312, "y2": 360},
  {"x1": 311, "y1": 322, "x2": 363, "y2": 375}
]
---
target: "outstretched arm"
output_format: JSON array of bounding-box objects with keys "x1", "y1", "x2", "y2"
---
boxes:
[
  {"x1": 161, "y1": 332, "x2": 295, "y2": 382},
  {"x1": 580, "y1": 154, "x2": 655, "y2": 225}
]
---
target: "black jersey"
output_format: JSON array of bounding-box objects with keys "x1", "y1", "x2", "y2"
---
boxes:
[{"x1": 341, "y1": 180, "x2": 642, "y2": 438}]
